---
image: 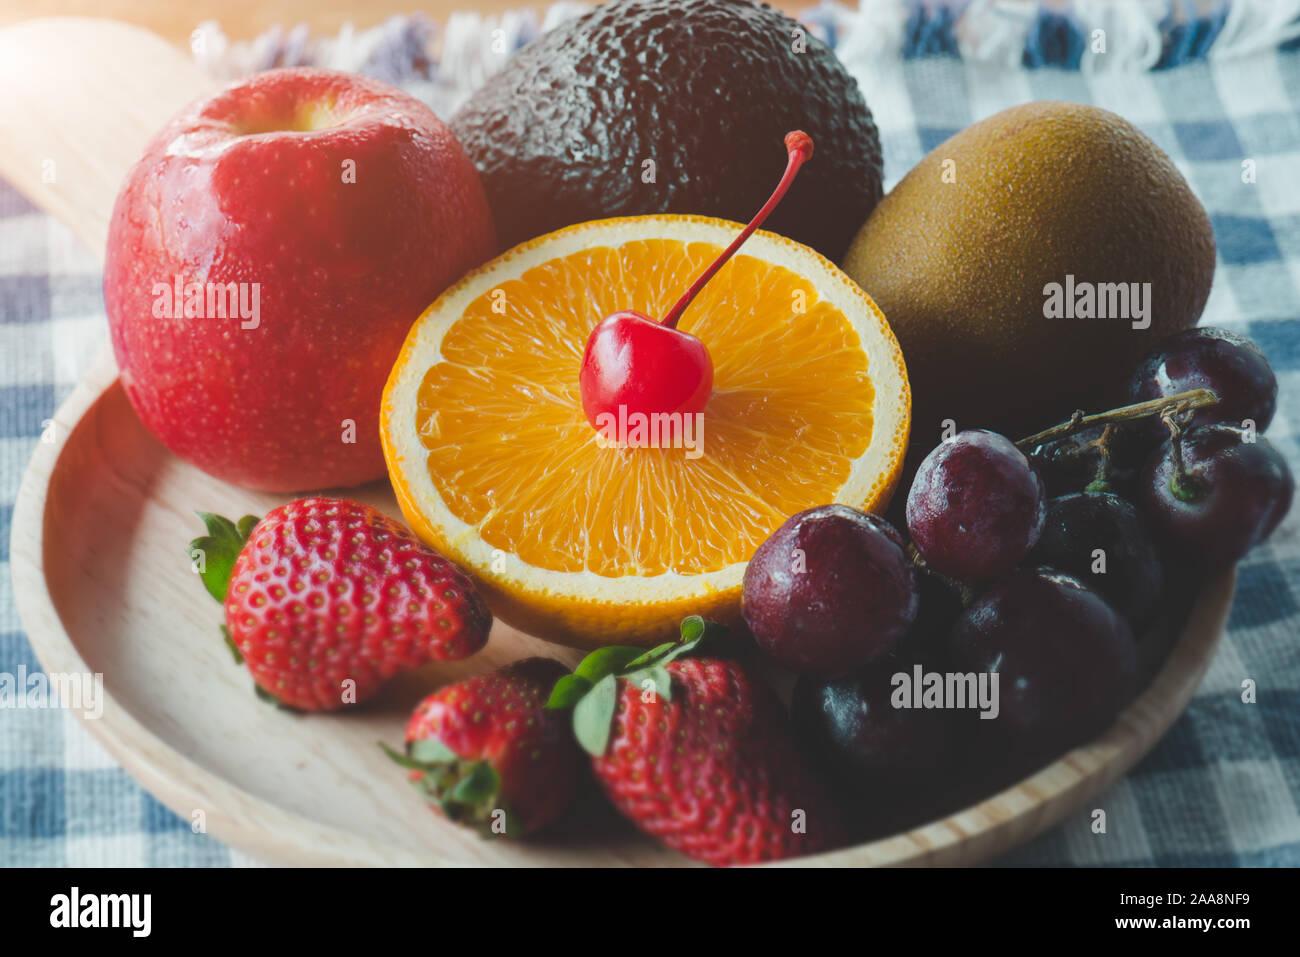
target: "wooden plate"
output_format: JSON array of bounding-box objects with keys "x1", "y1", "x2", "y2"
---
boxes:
[{"x1": 10, "y1": 346, "x2": 1233, "y2": 867}]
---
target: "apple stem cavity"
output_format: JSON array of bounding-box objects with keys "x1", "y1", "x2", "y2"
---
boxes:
[{"x1": 660, "y1": 130, "x2": 814, "y2": 331}]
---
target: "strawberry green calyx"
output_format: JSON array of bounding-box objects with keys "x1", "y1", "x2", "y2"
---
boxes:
[
  {"x1": 188, "y1": 511, "x2": 260, "y2": 603},
  {"x1": 253, "y1": 683, "x2": 299, "y2": 712},
  {"x1": 219, "y1": 625, "x2": 243, "y2": 664},
  {"x1": 189, "y1": 511, "x2": 262, "y2": 693},
  {"x1": 546, "y1": 615, "x2": 727, "y2": 757},
  {"x1": 188, "y1": 511, "x2": 296, "y2": 713},
  {"x1": 381, "y1": 740, "x2": 510, "y2": 837}
]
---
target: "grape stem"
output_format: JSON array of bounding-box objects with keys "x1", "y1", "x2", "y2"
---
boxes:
[
  {"x1": 1014, "y1": 388, "x2": 1219, "y2": 451},
  {"x1": 1162, "y1": 408, "x2": 1205, "y2": 502},
  {"x1": 1084, "y1": 423, "x2": 1118, "y2": 493},
  {"x1": 905, "y1": 542, "x2": 976, "y2": 606}
]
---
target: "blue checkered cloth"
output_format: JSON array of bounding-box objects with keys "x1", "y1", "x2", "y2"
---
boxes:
[{"x1": 3, "y1": 2, "x2": 1300, "y2": 866}]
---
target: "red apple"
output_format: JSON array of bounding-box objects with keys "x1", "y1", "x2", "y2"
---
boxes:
[{"x1": 104, "y1": 68, "x2": 496, "y2": 491}]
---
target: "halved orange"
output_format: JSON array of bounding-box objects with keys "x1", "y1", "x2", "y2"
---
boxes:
[{"x1": 381, "y1": 215, "x2": 910, "y2": 649}]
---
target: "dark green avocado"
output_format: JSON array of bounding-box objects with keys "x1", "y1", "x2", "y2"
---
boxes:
[{"x1": 451, "y1": 0, "x2": 883, "y2": 261}]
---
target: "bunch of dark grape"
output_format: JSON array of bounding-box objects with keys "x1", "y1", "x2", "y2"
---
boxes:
[
  {"x1": 743, "y1": 326, "x2": 1292, "y2": 836},
  {"x1": 1030, "y1": 327, "x2": 1290, "y2": 578}
]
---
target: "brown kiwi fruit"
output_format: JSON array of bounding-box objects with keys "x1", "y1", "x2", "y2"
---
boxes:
[{"x1": 843, "y1": 101, "x2": 1216, "y2": 445}]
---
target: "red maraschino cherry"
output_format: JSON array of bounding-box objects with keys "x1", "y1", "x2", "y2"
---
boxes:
[{"x1": 579, "y1": 131, "x2": 815, "y2": 432}]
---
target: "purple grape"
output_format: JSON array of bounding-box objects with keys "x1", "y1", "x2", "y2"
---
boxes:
[
  {"x1": 1140, "y1": 424, "x2": 1293, "y2": 575},
  {"x1": 1129, "y1": 327, "x2": 1277, "y2": 443},
  {"x1": 898, "y1": 572, "x2": 965, "y2": 660},
  {"x1": 742, "y1": 505, "x2": 919, "y2": 677},
  {"x1": 906, "y1": 430, "x2": 1047, "y2": 582},
  {"x1": 792, "y1": 654, "x2": 951, "y2": 833},
  {"x1": 946, "y1": 568, "x2": 1137, "y2": 770},
  {"x1": 1029, "y1": 491, "x2": 1165, "y2": 633}
]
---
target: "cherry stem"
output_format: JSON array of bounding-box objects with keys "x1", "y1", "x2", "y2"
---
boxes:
[
  {"x1": 1014, "y1": 388, "x2": 1219, "y2": 451},
  {"x1": 660, "y1": 131, "x2": 814, "y2": 331}
]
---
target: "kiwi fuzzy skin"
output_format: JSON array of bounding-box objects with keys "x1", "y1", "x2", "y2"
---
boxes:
[{"x1": 844, "y1": 101, "x2": 1216, "y2": 444}]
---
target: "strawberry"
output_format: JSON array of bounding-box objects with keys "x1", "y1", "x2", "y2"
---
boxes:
[
  {"x1": 548, "y1": 618, "x2": 846, "y2": 865},
  {"x1": 189, "y1": 497, "x2": 491, "y2": 710},
  {"x1": 384, "y1": 657, "x2": 583, "y2": 837}
]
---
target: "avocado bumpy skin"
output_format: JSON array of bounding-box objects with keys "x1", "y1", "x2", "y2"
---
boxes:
[
  {"x1": 451, "y1": 0, "x2": 884, "y2": 262},
  {"x1": 843, "y1": 101, "x2": 1216, "y2": 444}
]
